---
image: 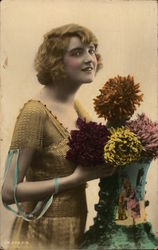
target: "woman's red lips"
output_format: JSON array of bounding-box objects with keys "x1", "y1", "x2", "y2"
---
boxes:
[{"x1": 82, "y1": 66, "x2": 93, "y2": 71}]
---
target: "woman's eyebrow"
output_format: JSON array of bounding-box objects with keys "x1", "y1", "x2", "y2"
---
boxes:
[
  {"x1": 88, "y1": 44, "x2": 96, "y2": 49},
  {"x1": 67, "y1": 44, "x2": 96, "y2": 53},
  {"x1": 67, "y1": 47, "x2": 83, "y2": 53}
]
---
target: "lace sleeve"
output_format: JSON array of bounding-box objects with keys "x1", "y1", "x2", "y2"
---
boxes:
[
  {"x1": 10, "y1": 100, "x2": 46, "y2": 150},
  {"x1": 74, "y1": 99, "x2": 92, "y2": 122},
  {"x1": 2, "y1": 101, "x2": 54, "y2": 221}
]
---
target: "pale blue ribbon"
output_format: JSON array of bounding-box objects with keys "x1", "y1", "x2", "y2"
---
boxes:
[{"x1": 2, "y1": 149, "x2": 53, "y2": 221}]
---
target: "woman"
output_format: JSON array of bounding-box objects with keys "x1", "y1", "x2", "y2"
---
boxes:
[{"x1": 1, "y1": 24, "x2": 114, "y2": 250}]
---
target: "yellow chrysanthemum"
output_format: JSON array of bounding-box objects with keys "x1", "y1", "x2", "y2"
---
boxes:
[{"x1": 104, "y1": 127, "x2": 143, "y2": 167}]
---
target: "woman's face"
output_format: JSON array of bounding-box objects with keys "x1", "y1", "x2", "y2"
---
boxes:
[{"x1": 63, "y1": 36, "x2": 97, "y2": 84}]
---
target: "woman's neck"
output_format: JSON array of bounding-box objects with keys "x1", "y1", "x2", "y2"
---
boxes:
[{"x1": 42, "y1": 79, "x2": 81, "y2": 105}]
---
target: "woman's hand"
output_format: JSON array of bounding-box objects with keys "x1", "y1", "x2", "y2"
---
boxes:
[
  {"x1": 30, "y1": 196, "x2": 52, "y2": 218},
  {"x1": 72, "y1": 164, "x2": 116, "y2": 185}
]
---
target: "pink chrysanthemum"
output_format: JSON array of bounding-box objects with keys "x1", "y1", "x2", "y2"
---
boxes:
[
  {"x1": 66, "y1": 118, "x2": 110, "y2": 166},
  {"x1": 126, "y1": 113, "x2": 158, "y2": 160}
]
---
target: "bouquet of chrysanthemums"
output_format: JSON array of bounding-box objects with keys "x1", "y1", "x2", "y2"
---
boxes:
[{"x1": 66, "y1": 75, "x2": 158, "y2": 168}]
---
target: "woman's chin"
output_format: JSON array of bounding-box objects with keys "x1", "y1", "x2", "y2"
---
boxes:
[
  {"x1": 84, "y1": 80, "x2": 93, "y2": 84},
  {"x1": 82, "y1": 76, "x2": 94, "y2": 84}
]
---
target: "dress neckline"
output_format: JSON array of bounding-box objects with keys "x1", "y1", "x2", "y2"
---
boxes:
[{"x1": 28, "y1": 99, "x2": 77, "y2": 135}]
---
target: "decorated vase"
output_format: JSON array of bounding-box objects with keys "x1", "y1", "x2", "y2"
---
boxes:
[{"x1": 80, "y1": 161, "x2": 158, "y2": 250}]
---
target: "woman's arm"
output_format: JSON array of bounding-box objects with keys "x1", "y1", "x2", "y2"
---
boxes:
[{"x1": 1, "y1": 148, "x2": 115, "y2": 205}]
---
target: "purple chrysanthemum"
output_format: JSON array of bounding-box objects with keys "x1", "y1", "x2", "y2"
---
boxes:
[
  {"x1": 66, "y1": 118, "x2": 110, "y2": 167},
  {"x1": 126, "y1": 113, "x2": 158, "y2": 160}
]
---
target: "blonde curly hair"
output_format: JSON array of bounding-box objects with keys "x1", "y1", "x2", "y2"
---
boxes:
[{"x1": 34, "y1": 24, "x2": 102, "y2": 85}]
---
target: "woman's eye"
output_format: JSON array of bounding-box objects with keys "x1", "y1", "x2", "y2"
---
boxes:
[
  {"x1": 70, "y1": 48, "x2": 96, "y2": 57},
  {"x1": 75, "y1": 51, "x2": 81, "y2": 56},
  {"x1": 71, "y1": 50, "x2": 82, "y2": 56},
  {"x1": 89, "y1": 49, "x2": 96, "y2": 55}
]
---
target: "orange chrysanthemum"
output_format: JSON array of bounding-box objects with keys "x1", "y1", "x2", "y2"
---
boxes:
[{"x1": 94, "y1": 75, "x2": 143, "y2": 126}]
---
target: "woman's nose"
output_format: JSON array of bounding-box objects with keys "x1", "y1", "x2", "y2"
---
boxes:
[{"x1": 83, "y1": 51, "x2": 93, "y2": 63}]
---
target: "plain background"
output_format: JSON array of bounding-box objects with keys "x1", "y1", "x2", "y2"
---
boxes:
[{"x1": 0, "y1": 0, "x2": 158, "y2": 249}]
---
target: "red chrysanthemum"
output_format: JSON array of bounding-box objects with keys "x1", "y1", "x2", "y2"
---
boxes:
[
  {"x1": 94, "y1": 75, "x2": 143, "y2": 126},
  {"x1": 66, "y1": 118, "x2": 110, "y2": 167}
]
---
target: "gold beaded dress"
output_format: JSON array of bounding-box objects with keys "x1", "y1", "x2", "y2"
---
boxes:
[{"x1": 6, "y1": 99, "x2": 90, "y2": 250}]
